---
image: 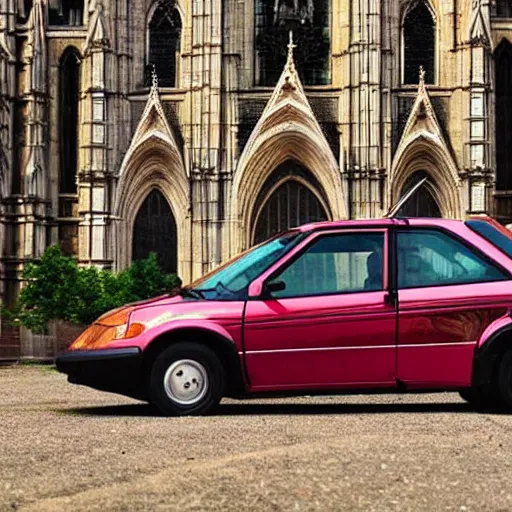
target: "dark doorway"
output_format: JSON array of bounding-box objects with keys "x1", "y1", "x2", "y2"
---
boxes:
[
  {"x1": 495, "y1": 39, "x2": 512, "y2": 190},
  {"x1": 253, "y1": 161, "x2": 329, "y2": 244},
  {"x1": 132, "y1": 189, "x2": 178, "y2": 274},
  {"x1": 398, "y1": 171, "x2": 442, "y2": 218}
]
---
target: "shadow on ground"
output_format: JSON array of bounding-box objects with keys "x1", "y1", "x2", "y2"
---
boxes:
[{"x1": 57, "y1": 400, "x2": 507, "y2": 418}]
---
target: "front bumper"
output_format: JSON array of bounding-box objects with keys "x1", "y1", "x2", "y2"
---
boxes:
[{"x1": 56, "y1": 347, "x2": 147, "y2": 400}]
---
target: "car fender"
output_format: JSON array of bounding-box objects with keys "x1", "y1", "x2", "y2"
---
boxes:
[
  {"x1": 473, "y1": 313, "x2": 512, "y2": 387},
  {"x1": 134, "y1": 318, "x2": 248, "y2": 395},
  {"x1": 477, "y1": 314, "x2": 512, "y2": 351},
  {"x1": 142, "y1": 318, "x2": 238, "y2": 353}
]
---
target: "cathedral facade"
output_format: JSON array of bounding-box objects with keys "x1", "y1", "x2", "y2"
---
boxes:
[{"x1": 0, "y1": 0, "x2": 512, "y2": 304}]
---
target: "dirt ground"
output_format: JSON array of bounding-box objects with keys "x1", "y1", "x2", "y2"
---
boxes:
[{"x1": 1, "y1": 365, "x2": 512, "y2": 511}]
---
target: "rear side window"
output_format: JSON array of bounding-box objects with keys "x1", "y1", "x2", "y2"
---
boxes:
[
  {"x1": 466, "y1": 220, "x2": 512, "y2": 258},
  {"x1": 397, "y1": 230, "x2": 508, "y2": 289}
]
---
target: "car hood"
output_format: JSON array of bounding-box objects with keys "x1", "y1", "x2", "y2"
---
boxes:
[{"x1": 128, "y1": 294, "x2": 185, "y2": 310}]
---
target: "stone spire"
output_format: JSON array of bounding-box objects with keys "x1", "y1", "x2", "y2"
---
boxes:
[{"x1": 286, "y1": 30, "x2": 297, "y2": 67}]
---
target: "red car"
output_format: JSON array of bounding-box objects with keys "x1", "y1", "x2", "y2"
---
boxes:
[{"x1": 57, "y1": 214, "x2": 512, "y2": 416}]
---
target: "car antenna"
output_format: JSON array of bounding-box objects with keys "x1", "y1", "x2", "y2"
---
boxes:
[{"x1": 384, "y1": 177, "x2": 428, "y2": 219}]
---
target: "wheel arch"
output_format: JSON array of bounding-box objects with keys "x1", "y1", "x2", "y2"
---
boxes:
[
  {"x1": 473, "y1": 323, "x2": 512, "y2": 389},
  {"x1": 142, "y1": 327, "x2": 247, "y2": 397}
]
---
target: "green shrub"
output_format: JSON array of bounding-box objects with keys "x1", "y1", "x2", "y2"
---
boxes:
[{"x1": 5, "y1": 245, "x2": 181, "y2": 334}]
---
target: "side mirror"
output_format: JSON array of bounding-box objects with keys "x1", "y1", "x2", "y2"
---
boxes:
[{"x1": 262, "y1": 280, "x2": 286, "y2": 298}]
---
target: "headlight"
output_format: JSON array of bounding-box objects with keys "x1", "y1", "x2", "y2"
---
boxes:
[{"x1": 69, "y1": 307, "x2": 146, "y2": 351}]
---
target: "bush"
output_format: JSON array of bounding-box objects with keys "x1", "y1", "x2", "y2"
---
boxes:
[{"x1": 6, "y1": 245, "x2": 181, "y2": 334}]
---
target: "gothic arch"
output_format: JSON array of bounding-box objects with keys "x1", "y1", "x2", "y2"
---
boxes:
[
  {"x1": 390, "y1": 137, "x2": 461, "y2": 218},
  {"x1": 231, "y1": 41, "x2": 346, "y2": 252},
  {"x1": 232, "y1": 126, "x2": 344, "y2": 250},
  {"x1": 391, "y1": 68, "x2": 462, "y2": 218},
  {"x1": 115, "y1": 139, "x2": 189, "y2": 278},
  {"x1": 114, "y1": 85, "x2": 189, "y2": 280},
  {"x1": 251, "y1": 161, "x2": 331, "y2": 244},
  {"x1": 146, "y1": 0, "x2": 185, "y2": 27}
]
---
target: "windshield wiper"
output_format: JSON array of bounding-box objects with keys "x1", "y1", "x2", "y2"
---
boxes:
[
  {"x1": 178, "y1": 287, "x2": 204, "y2": 299},
  {"x1": 195, "y1": 281, "x2": 232, "y2": 296}
]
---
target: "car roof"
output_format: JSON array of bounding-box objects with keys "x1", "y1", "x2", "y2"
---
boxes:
[{"x1": 298, "y1": 217, "x2": 465, "y2": 232}]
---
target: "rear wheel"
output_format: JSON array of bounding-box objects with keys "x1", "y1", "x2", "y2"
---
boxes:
[
  {"x1": 149, "y1": 342, "x2": 225, "y2": 416},
  {"x1": 459, "y1": 388, "x2": 503, "y2": 410},
  {"x1": 498, "y1": 350, "x2": 512, "y2": 409}
]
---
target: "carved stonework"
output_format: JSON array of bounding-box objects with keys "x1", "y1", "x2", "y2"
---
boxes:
[
  {"x1": 469, "y1": 0, "x2": 493, "y2": 49},
  {"x1": 84, "y1": 0, "x2": 110, "y2": 54}
]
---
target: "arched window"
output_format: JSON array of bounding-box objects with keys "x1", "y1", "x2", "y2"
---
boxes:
[
  {"x1": 495, "y1": 0, "x2": 512, "y2": 18},
  {"x1": 255, "y1": 0, "x2": 331, "y2": 86},
  {"x1": 398, "y1": 171, "x2": 442, "y2": 217},
  {"x1": 403, "y1": 1, "x2": 436, "y2": 84},
  {"x1": 252, "y1": 160, "x2": 329, "y2": 244},
  {"x1": 147, "y1": 0, "x2": 182, "y2": 87},
  {"x1": 59, "y1": 48, "x2": 81, "y2": 194},
  {"x1": 495, "y1": 39, "x2": 512, "y2": 190},
  {"x1": 133, "y1": 189, "x2": 178, "y2": 274}
]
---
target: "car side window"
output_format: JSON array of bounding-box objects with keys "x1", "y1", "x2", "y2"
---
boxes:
[
  {"x1": 397, "y1": 230, "x2": 508, "y2": 289},
  {"x1": 268, "y1": 232, "x2": 385, "y2": 299}
]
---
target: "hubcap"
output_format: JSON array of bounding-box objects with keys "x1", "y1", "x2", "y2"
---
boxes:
[{"x1": 163, "y1": 359, "x2": 209, "y2": 406}]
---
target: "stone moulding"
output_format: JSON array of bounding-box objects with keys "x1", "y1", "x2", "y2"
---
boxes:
[
  {"x1": 231, "y1": 35, "x2": 347, "y2": 252},
  {"x1": 390, "y1": 70, "x2": 463, "y2": 219}
]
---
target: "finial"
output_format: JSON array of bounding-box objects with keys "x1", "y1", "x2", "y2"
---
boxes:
[
  {"x1": 287, "y1": 30, "x2": 296, "y2": 62},
  {"x1": 151, "y1": 64, "x2": 158, "y2": 90},
  {"x1": 419, "y1": 65, "x2": 426, "y2": 85}
]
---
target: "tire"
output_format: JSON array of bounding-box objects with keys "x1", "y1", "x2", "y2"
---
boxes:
[
  {"x1": 498, "y1": 350, "x2": 512, "y2": 408},
  {"x1": 459, "y1": 388, "x2": 503, "y2": 410},
  {"x1": 149, "y1": 342, "x2": 225, "y2": 417}
]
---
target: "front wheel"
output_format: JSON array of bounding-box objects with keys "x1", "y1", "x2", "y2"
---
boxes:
[{"x1": 149, "y1": 342, "x2": 225, "y2": 416}]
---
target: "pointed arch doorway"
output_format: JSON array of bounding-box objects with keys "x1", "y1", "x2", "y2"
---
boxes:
[
  {"x1": 252, "y1": 160, "x2": 330, "y2": 245},
  {"x1": 132, "y1": 189, "x2": 178, "y2": 274},
  {"x1": 397, "y1": 171, "x2": 442, "y2": 218}
]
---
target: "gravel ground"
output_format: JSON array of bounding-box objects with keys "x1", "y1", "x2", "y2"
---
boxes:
[{"x1": 1, "y1": 365, "x2": 512, "y2": 512}]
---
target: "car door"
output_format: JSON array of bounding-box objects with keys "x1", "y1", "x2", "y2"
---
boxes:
[
  {"x1": 243, "y1": 229, "x2": 397, "y2": 391},
  {"x1": 395, "y1": 227, "x2": 511, "y2": 388}
]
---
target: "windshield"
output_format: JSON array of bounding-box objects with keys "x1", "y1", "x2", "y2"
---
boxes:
[{"x1": 186, "y1": 231, "x2": 305, "y2": 299}]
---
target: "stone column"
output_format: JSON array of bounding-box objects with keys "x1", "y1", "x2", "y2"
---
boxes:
[
  {"x1": 78, "y1": 0, "x2": 112, "y2": 267},
  {"x1": 183, "y1": 0, "x2": 223, "y2": 277},
  {"x1": 345, "y1": 0, "x2": 384, "y2": 219},
  {"x1": 465, "y1": 0, "x2": 494, "y2": 217},
  {"x1": 0, "y1": 0, "x2": 16, "y2": 305},
  {"x1": 219, "y1": 0, "x2": 241, "y2": 264},
  {"x1": 4, "y1": 0, "x2": 51, "y2": 303}
]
